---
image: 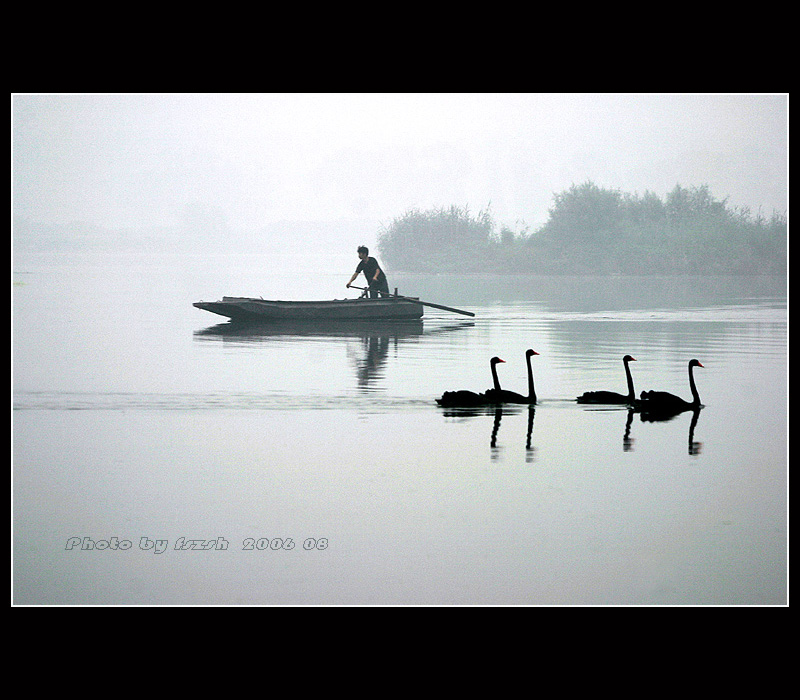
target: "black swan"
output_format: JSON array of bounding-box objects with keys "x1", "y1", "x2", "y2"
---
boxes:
[
  {"x1": 636, "y1": 359, "x2": 704, "y2": 415},
  {"x1": 576, "y1": 354, "x2": 637, "y2": 404},
  {"x1": 484, "y1": 349, "x2": 539, "y2": 404},
  {"x1": 436, "y1": 356, "x2": 505, "y2": 406}
]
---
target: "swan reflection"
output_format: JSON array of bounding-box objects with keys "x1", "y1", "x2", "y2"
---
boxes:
[
  {"x1": 579, "y1": 407, "x2": 637, "y2": 453},
  {"x1": 578, "y1": 405, "x2": 704, "y2": 456},
  {"x1": 440, "y1": 404, "x2": 536, "y2": 463},
  {"x1": 492, "y1": 406, "x2": 536, "y2": 462},
  {"x1": 623, "y1": 408, "x2": 634, "y2": 452},
  {"x1": 637, "y1": 405, "x2": 704, "y2": 455}
]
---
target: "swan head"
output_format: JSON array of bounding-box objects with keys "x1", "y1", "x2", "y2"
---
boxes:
[
  {"x1": 526, "y1": 349, "x2": 540, "y2": 357},
  {"x1": 690, "y1": 359, "x2": 704, "y2": 368},
  {"x1": 623, "y1": 354, "x2": 636, "y2": 362},
  {"x1": 491, "y1": 357, "x2": 505, "y2": 365}
]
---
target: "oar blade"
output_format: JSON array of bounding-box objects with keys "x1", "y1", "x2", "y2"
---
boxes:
[{"x1": 349, "y1": 286, "x2": 474, "y2": 317}]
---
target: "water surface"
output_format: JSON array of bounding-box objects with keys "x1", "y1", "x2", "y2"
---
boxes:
[{"x1": 13, "y1": 251, "x2": 787, "y2": 604}]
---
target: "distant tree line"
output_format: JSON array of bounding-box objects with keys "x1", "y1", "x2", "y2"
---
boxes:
[{"x1": 377, "y1": 182, "x2": 787, "y2": 275}]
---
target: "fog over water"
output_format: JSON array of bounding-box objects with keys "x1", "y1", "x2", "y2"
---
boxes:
[
  {"x1": 13, "y1": 93, "x2": 787, "y2": 247},
  {"x1": 12, "y1": 94, "x2": 788, "y2": 606},
  {"x1": 13, "y1": 257, "x2": 787, "y2": 605}
]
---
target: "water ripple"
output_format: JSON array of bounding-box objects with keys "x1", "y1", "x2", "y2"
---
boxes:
[{"x1": 12, "y1": 390, "x2": 434, "y2": 413}]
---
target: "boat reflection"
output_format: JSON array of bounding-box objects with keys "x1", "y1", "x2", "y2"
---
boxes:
[
  {"x1": 194, "y1": 318, "x2": 425, "y2": 341},
  {"x1": 348, "y1": 334, "x2": 392, "y2": 391},
  {"x1": 194, "y1": 318, "x2": 473, "y2": 392},
  {"x1": 194, "y1": 318, "x2": 476, "y2": 342}
]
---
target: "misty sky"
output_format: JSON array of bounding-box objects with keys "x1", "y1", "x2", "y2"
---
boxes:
[{"x1": 12, "y1": 93, "x2": 788, "y2": 235}]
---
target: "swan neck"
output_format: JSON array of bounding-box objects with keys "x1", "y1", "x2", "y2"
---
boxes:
[
  {"x1": 491, "y1": 362, "x2": 502, "y2": 391},
  {"x1": 526, "y1": 353, "x2": 536, "y2": 401},
  {"x1": 624, "y1": 358, "x2": 635, "y2": 398},
  {"x1": 688, "y1": 364, "x2": 700, "y2": 404}
]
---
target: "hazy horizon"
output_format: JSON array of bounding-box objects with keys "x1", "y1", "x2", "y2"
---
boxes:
[{"x1": 12, "y1": 93, "x2": 788, "y2": 248}]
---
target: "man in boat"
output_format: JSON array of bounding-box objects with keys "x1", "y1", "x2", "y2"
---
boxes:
[{"x1": 346, "y1": 245, "x2": 390, "y2": 298}]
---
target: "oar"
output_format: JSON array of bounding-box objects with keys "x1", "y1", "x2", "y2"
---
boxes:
[{"x1": 349, "y1": 286, "x2": 475, "y2": 317}]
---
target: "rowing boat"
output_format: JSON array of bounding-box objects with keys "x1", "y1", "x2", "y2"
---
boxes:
[{"x1": 193, "y1": 296, "x2": 424, "y2": 322}]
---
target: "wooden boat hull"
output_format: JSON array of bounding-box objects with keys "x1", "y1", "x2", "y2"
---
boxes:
[{"x1": 193, "y1": 296, "x2": 424, "y2": 321}]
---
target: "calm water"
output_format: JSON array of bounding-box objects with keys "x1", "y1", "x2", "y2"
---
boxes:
[{"x1": 13, "y1": 250, "x2": 787, "y2": 605}]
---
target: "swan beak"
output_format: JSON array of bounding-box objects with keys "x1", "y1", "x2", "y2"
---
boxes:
[
  {"x1": 697, "y1": 362, "x2": 704, "y2": 368},
  {"x1": 498, "y1": 358, "x2": 506, "y2": 363}
]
